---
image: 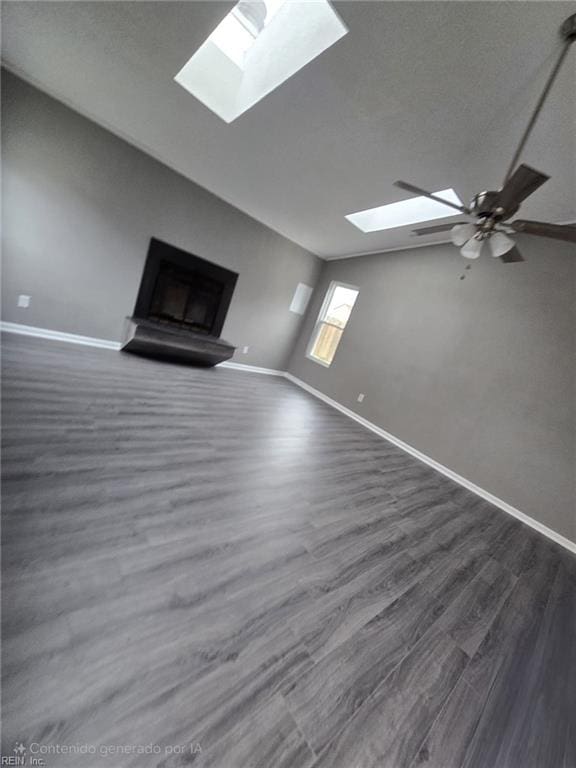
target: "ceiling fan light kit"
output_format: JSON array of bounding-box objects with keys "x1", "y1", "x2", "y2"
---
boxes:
[
  {"x1": 489, "y1": 232, "x2": 516, "y2": 258},
  {"x1": 395, "y1": 13, "x2": 576, "y2": 264},
  {"x1": 461, "y1": 236, "x2": 484, "y2": 260},
  {"x1": 450, "y1": 223, "x2": 476, "y2": 247}
]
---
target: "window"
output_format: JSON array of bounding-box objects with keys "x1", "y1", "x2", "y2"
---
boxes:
[{"x1": 307, "y1": 282, "x2": 359, "y2": 367}]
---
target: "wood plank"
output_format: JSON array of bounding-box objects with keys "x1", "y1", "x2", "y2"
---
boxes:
[
  {"x1": 2, "y1": 334, "x2": 574, "y2": 767},
  {"x1": 311, "y1": 627, "x2": 468, "y2": 768}
]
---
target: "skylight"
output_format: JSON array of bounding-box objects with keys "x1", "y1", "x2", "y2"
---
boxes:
[
  {"x1": 175, "y1": 0, "x2": 347, "y2": 123},
  {"x1": 346, "y1": 189, "x2": 464, "y2": 233},
  {"x1": 210, "y1": 12, "x2": 256, "y2": 70},
  {"x1": 211, "y1": 0, "x2": 286, "y2": 69}
]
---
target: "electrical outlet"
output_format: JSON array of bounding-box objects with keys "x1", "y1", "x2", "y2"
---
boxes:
[
  {"x1": 242, "y1": 346, "x2": 250, "y2": 354},
  {"x1": 17, "y1": 295, "x2": 31, "y2": 308},
  {"x1": 357, "y1": 393, "x2": 365, "y2": 403}
]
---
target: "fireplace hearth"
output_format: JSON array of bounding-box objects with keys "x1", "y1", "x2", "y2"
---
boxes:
[{"x1": 122, "y1": 238, "x2": 238, "y2": 367}]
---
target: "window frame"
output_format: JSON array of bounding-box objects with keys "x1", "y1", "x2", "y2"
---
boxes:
[{"x1": 306, "y1": 280, "x2": 359, "y2": 368}]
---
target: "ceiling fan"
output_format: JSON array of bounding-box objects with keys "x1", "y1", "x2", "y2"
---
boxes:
[{"x1": 395, "y1": 13, "x2": 576, "y2": 263}]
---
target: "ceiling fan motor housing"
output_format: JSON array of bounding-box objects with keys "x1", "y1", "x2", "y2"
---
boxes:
[
  {"x1": 470, "y1": 190, "x2": 517, "y2": 221},
  {"x1": 560, "y1": 13, "x2": 576, "y2": 41}
]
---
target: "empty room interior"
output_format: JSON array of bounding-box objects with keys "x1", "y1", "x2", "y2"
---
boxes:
[{"x1": 2, "y1": 1, "x2": 576, "y2": 766}]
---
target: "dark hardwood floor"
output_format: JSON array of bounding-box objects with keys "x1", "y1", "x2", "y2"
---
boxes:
[{"x1": 2, "y1": 334, "x2": 575, "y2": 768}]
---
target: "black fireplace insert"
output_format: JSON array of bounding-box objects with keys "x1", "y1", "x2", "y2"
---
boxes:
[{"x1": 133, "y1": 238, "x2": 238, "y2": 337}]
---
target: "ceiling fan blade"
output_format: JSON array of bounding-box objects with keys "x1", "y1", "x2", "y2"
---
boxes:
[
  {"x1": 393, "y1": 180, "x2": 469, "y2": 214},
  {"x1": 497, "y1": 164, "x2": 550, "y2": 213},
  {"x1": 411, "y1": 222, "x2": 459, "y2": 236},
  {"x1": 511, "y1": 220, "x2": 576, "y2": 243},
  {"x1": 499, "y1": 246, "x2": 525, "y2": 264}
]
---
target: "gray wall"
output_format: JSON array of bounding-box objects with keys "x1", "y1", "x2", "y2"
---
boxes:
[
  {"x1": 1, "y1": 71, "x2": 321, "y2": 369},
  {"x1": 289, "y1": 240, "x2": 576, "y2": 542}
]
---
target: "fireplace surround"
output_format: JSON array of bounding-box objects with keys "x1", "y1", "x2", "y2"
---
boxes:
[{"x1": 121, "y1": 238, "x2": 238, "y2": 366}]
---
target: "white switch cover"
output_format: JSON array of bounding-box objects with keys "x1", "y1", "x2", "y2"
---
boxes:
[
  {"x1": 17, "y1": 294, "x2": 31, "y2": 308},
  {"x1": 357, "y1": 393, "x2": 365, "y2": 403},
  {"x1": 242, "y1": 346, "x2": 250, "y2": 354}
]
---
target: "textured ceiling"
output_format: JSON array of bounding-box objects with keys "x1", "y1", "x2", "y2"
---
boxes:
[{"x1": 2, "y1": 1, "x2": 575, "y2": 259}]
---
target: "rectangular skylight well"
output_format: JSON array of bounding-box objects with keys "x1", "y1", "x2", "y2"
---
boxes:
[
  {"x1": 346, "y1": 189, "x2": 463, "y2": 233},
  {"x1": 174, "y1": 0, "x2": 347, "y2": 123},
  {"x1": 210, "y1": 12, "x2": 257, "y2": 69},
  {"x1": 211, "y1": 0, "x2": 287, "y2": 69}
]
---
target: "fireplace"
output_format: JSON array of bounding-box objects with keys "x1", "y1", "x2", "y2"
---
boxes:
[
  {"x1": 149, "y1": 261, "x2": 226, "y2": 335},
  {"x1": 122, "y1": 238, "x2": 238, "y2": 366}
]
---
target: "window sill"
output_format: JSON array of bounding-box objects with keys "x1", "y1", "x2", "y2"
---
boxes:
[{"x1": 306, "y1": 353, "x2": 332, "y2": 368}]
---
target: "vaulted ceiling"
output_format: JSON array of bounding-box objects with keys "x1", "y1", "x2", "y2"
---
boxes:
[{"x1": 3, "y1": 1, "x2": 575, "y2": 259}]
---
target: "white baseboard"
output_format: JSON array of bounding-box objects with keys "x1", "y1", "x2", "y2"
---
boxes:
[
  {"x1": 219, "y1": 360, "x2": 285, "y2": 376},
  {"x1": 0, "y1": 321, "x2": 122, "y2": 350},
  {"x1": 2, "y1": 320, "x2": 574, "y2": 554},
  {"x1": 284, "y1": 373, "x2": 576, "y2": 555}
]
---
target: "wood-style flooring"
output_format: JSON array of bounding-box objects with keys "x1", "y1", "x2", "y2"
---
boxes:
[{"x1": 2, "y1": 335, "x2": 575, "y2": 768}]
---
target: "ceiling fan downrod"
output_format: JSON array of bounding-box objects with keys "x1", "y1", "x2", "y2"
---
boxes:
[{"x1": 503, "y1": 13, "x2": 576, "y2": 184}]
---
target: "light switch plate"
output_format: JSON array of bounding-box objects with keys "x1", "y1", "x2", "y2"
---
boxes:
[{"x1": 17, "y1": 294, "x2": 31, "y2": 308}]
